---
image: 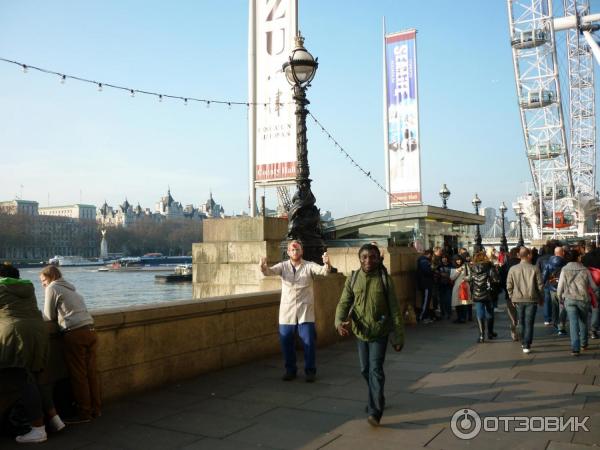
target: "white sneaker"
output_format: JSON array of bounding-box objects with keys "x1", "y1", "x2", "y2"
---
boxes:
[
  {"x1": 15, "y1": 425, "x2": 47, "y2": 443},
  {"x1": 48, "y1": 415, "x2": 65, "y2": 432},
  {"x1": 544, "y1": 322, "x2": 551, "y2": 326},
  {"x1": 522, "y1": 348, "x2": 531, "y2": 354}
]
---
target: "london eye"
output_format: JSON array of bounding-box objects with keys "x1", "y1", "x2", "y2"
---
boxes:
[{"x1": 508, "y1": 0, "x2": 600, "y2": 239}]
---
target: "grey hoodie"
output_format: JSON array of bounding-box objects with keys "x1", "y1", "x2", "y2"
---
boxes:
[
  {"x1": 43, "y1": 278, "x2": 93, "y2": 331},
  {"x1": 557, "y1": 262, "x2": 597, "y2": 302}
]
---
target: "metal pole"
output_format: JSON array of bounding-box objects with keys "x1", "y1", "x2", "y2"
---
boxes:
[
  {"x1": 248, "y1": 0, "x2": 257, "y2": 217},
  {"x1": 500, "y1": 209, "x2": 508, "y2": 252},
  {"x1": 286, "y1": 84, "x2": 325, "y2": 264},
  {"x1": 518, "y1": 213, "x2": 525, "y2": 247}
]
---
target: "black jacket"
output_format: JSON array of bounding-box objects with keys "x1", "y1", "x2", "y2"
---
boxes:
[{"x1": 470, "y1": 262, "x2": 500, "y2": 302}]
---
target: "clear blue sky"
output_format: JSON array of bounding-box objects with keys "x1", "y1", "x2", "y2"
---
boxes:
[{"x1": 1, "y1": 0, "x2": 599, "y2": 219}]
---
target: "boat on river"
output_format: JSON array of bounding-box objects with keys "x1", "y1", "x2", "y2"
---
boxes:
[
  {"x1": 154, "y1": 264, "x2": 193, "y2": 283},
  {"x1": 49, "y1": 256, "x2": 104, "y2": 267}
]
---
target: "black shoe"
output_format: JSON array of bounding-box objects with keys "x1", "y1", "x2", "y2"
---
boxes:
[
  {"x1": 62, "y1": 415, "x2": 92, "y2": 425},
  {"x1": 477, "y1": 335, "x2": 485, "y2": 343},
  {"x1": 305, "y1": 373, "x2": 316, "y2": 383},
  {"x1": 591, "y1": 331, "x2": 599, "y2": 340},
  {"x1": 281, "y1": 372, "x2": 296, "y2": 381},
  {"x1": 367, "y1": 415, "x2": 380, "y2": 427}
]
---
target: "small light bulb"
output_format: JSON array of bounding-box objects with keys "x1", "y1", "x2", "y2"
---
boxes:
[
  {"x1": 228, "y1": 102, "x2": 232, "y2": 110},
  {"x1": 158, "y1": 95, "x2": 163, "y2": 102},
  {"x1": 184, "y1": 98, "x2": 188, "y2": 106},
  {"x1": 206, "y1": 101, "x2": 210, "y2": 108},
  {"x1": 60, "y1": 74, "x2": 66, "y2": 84},
  {"x1": 98, "y1": 83, "x2": 103, "y2": 92},
  {"x1": 22, "y1": 64, "x2": 28, "y2": 73},
  {"x1": 130, "y1": 89, "x2": 135, "y2": 98}
]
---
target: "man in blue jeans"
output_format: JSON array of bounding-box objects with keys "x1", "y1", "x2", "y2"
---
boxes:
[
  {"x1": 335, "y1": 244, "x2": 405, "y2": 427},
  {"x1": 507, "y1": 247, "x2": 543, "y2": 354},
  {"x1": 260, "y1": 240, "x2": 331, "y2": 382},
  {"x1": 557, "y1": 248, "x2": 598, "y2": 355}
]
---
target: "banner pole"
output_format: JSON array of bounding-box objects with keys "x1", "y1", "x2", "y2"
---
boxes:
[{"x1": 248, "y1": 0, "x2": 257, "y2": 216}]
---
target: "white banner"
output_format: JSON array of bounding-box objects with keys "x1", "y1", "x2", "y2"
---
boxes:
[
  {"x1": 384, "y1": 29, "x2": 422, "y2": 205},
  {"x1": 251, "y1": 0, "x2": 297, "y2": 184}
]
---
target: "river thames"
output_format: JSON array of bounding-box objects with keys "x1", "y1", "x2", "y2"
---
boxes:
[{"x1": 19, "y1": 266, "x2": 193, "y2": 310}]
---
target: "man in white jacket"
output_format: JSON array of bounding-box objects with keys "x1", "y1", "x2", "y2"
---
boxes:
[{"x1": 260, "y1": 240, "x2": 330, "y2": 382}]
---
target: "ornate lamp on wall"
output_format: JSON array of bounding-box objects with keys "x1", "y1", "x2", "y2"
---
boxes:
[{"x1": 282, "y1": 33, "x2": 324, "y2": 263}]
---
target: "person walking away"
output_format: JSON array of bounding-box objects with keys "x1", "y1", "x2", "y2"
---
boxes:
[
  {"x1": 582, "y1": 245, "x2": 600, "y2": 340},
  {"x1": 537, "y1": 243, "x2": 558, "y2": 326},
  {"x1": 506, "y1": 247, "x2": 543, "y2": 354},
  {"x1": 437, "y1": 255, "x2": 453, "y2": 320},
  {"x1": 415, "y1": 250, "x2": 434, "y2": 323},
  {"x1": 450, "y1": 256, "x2": 471, "y2": 323},
  {"x1": 40, "y1": 265, "x2": 101, "y2": 423},
  {"x1": 260, "y1": 240, "x2": 331, "y2": 382},
  {"x1": 470, "y1": 252, "x2": 499, "y2": 343},
  {"x1": 557, "y1": 249, "x2": 598, "y2": 356},
  {"x1": 0, "y1": 264, "x2": 65, "y2": 444},
  {"x1": 542, "y1": 246, "x2": 567, "y2": 335},
  {"x1": 334, "y1": 244, "x2": 404, "y2": 427}
]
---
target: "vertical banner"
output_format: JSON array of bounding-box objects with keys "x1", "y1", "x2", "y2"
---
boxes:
[
  {"x1": 384, "y1": 29, "x2": 422, "y2": 205},
  {"x1": 251, "y1": 0, "x2": 298, "y2": 184}
]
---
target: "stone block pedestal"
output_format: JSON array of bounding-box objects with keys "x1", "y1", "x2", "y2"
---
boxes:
[{"x1": 193, "y1": 217, "x2": 288, "y2": 299}]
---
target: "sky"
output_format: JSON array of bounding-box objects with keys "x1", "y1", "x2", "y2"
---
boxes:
[{"x1": 1, "y1": 0, "x2": 599, "y2": 220}]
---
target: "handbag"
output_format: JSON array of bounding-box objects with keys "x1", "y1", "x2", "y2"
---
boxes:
[{"x1": 458, "y1": 280, "x2": 470, "y2": 302}]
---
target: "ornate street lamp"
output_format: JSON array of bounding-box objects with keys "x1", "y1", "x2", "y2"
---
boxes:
[
  {"x1": 515, "y1": 204, "x2": 525, "y2": 247},
  {"x1": 499, "y1": 202, "x2": 508, "y2": 252},
  {"x1": 282, "y1": 33, "x2": 324, "y2": 263},
  {"x1": 472, "y1": 193, "x2": 483, "y2": 253},
  {"x1": 439, "y1": 184, "x2": 451, "y2": 209}
]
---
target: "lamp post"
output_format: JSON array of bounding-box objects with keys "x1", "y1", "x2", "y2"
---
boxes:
[
  {"x1": 596, "y1": 216, "x2": 600, "y2": 247},
  {"x1": 515, "y1": 204, "x2": 525, "y2": 247},
  {"x1": 472, "y1": 193, "x2": 483, "y2": 253},
  {"x1": 282, "y1": 33, "x2": 324, "y2": 263},
  {"x1": 499, "y1": 201, "x2": 508, "y2": 252},
  {"x1": 439, "y1": 184, "x2": 451, "y2": 209}
]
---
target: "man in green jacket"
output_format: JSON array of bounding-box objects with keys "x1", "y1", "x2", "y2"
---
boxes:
[{"x1": 335, "y1": 244, "x2": 405, "y2": 426}]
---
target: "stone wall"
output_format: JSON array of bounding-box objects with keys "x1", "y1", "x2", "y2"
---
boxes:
[{"x1": 1, "y1": 274, "x2": 346, "y2": 417}]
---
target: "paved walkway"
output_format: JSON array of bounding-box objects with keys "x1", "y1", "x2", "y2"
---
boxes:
[{"x1": 3, "y1": 304, "x2": 600, "y2": 449}]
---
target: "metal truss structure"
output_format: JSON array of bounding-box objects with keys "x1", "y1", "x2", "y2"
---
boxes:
[{"x1": 507, "y1": 0, "x2": 598, "y2": 239}]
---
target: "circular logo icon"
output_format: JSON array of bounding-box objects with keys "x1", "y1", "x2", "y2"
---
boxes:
[{"x1": 450, "y1": 408, "x2": 482, "y2": 440}]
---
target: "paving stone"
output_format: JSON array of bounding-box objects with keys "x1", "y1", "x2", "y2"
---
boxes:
[
  {"x1": 294, "y1": 396, "x2": 365, "y2": 416},
  {"x1": 328, "y1": 418, "x2": 444, "y2": 446},
  {"x1": 253, "y1": 407, "x2": 351, "y2": 433},
  {"x1": 547, "y1": 442, "x2": 599, "y2": 450},
  {"x1": 226, "y1": 423, "x2": 337, "y2": 449},
  {"x1": 427, "y1": 424, "x2": 574, "y2": 450},
  {"x1": 230, "y1": 386, "x2": 316, "y2": 407},
  {"x1": 180, "y1": 436, "x2": 279, "y2": 450},
  {"x1": 574, "y1": 384, "x2": 600, "y2": 397},
  {"x1": 179, "y1": 397, "x2": 276, "y2": 419},
  {"x1": 82, "y1": 422, "x2": 200, "y2": 450},
  {"x1": 153, "y1": 411, "x2": 255, "y2": 439},
  {"x1": 570, "y1": 411, "x2": 600, "y2": 446},
  {"x1": 515, "y1": 370, "x2": 595, "y2": 385}
]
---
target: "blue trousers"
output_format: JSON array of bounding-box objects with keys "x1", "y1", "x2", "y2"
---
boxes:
[
  {"x1": 279, "y1": 322, "x2": 316, "y2": 375},
  {"x1": 475, "y1": 301, "x2": 493, "y2": 320},
  {"x1": 543, "y1": 286, "x2": 552, "y2": 323},
  {"x1": 564, "y1": 299, "x2": 589, "y2": 351},
  {"x1": 357, "y1": 336, "x2": 388, "y2": 421},
  {"x1": 517, "y1": 303, "x2": 537, "y2": 348}
]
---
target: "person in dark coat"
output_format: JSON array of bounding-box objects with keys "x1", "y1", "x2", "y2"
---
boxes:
[
  {"x1": 0, "y1": 264, "x2": 64, "y2": 443},
  {"x1": 469, "y1": 252, "x2": 500, "y2": 343},
  {"x1": 416, "y1": 250, "x2": 434, "y2": 322}
]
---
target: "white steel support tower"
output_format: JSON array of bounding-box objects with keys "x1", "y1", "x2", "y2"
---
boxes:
[{"x1": 507, "y1": 0, "x2": 599, "y2": 238}]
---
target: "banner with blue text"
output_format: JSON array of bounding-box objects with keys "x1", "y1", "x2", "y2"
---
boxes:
[{"x1": 385, "y1": 29, "x2": 421, "y2": 205}]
